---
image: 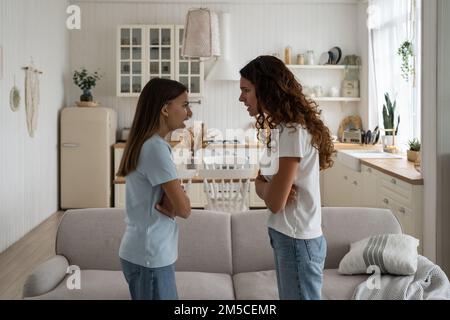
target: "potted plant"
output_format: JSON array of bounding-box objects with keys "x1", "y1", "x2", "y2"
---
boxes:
[
  {"x1": 73, "y1": 67, "x2": 103, "y2": 107},
  {"x1": 382, "y1": 93, "x2": 400, "y2": 153},
  {"x1": 398, "y1": 40, "x2": 415, "y2": 82},
  {"x1": 407, "y1": 138, "x2": 421, "y2": 162}
]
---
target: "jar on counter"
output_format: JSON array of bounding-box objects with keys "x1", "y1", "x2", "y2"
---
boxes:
[
  {"x1": 297, "y1": 54, "x2": 305, "y2": 65},
  {"x1": 306, "y1": 50, "x2": 315, "y2": 65},
  {"x1": 284, "y1": 46, "x2": 292, "y2": 65}
]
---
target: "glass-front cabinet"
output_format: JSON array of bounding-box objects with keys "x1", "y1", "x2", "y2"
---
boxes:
[
  {"x1": 117, "y1": 25, "x2": 203, "y2": 97},
  {"x1": 175, "y1": 26, "x2": 204, "y2": 97}
]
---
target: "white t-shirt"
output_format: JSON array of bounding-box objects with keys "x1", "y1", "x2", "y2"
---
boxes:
[{"x1": 260, "y1": 123, "x2": 322, "y2": 240}]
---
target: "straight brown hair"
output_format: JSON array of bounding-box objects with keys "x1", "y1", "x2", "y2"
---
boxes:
[{"x1": 117, "y1": 78, "x2": 187, "y2": 177}]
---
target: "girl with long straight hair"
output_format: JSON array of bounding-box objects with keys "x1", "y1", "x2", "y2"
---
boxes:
[
  {"x1": 117, "y1": 78, "x2": 192, "y2": 300},
  {"x1": 239, "y1": 55, "x2": 334, "y2": 300}
]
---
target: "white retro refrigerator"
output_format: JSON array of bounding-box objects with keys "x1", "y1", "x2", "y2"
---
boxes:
[{"x1": 60, "y1": 107, "x2": 117, "y2": 209}]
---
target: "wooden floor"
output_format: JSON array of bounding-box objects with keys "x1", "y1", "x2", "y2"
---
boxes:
[{"x1": 0, "y1": 211, "x2": 65, "y2": 300}]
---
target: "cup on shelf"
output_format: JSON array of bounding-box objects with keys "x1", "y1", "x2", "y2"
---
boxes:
[
  {"x1": 330, "y1": 86, "x2": 340, "y2": 97},
  {"x1": 314, "y1": 86, "x2": 324, "y2": 97}
]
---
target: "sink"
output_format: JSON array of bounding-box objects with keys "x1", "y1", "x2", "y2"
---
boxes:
[{"x1": 336, "y1": 149, "x2": 403, "y2": 172}]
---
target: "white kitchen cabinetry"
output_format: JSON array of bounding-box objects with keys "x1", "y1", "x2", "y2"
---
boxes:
[
  {"x1": 361, "y1": 164, "x2": 378, "y2": 207},
  {"x1": 322, "y1": 158, "x2": 362, "y2": 207},
  {"x1": 375, "y1": 171, "x2": 423, "y2": 253},
  {"x1": 323, "y1": 160, "x2": 423, "y2": 253},
  {"x1": 117, "y1": 25, "x2": 203, "y2": 97}
]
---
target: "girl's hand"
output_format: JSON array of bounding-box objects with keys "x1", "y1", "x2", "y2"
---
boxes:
[{"x1": 155, "y1": 193, "x2": 176, "y2": 219}]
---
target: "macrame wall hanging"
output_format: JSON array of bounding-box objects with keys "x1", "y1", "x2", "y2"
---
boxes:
[{"x1": 22, "y1": 59, "x2": 42, "y2": 138}]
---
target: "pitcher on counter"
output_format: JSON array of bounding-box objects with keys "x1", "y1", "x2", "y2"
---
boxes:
[
  {"x1": 239, "y1": 55, "x2": 335, "y2": 300},
  {"x1": 117, "y1": 78, "x2": 192, "y2": 300}
]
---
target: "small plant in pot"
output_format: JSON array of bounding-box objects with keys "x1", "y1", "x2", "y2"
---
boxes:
[
  {"x1": 407, "y1": 138, "x2": 421, "y2": 162},
  {"x1": 382, "y1": 93, "x2": 400, "y2": 153},
  {"x1": 73, "y1": 67, "x2": 103, "y2": 107}
]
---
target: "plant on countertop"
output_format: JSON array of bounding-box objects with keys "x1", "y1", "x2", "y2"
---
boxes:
[
  {"x1": 408, "y1": 138, "x2": 421, "y2": 151},
  {"x1": 73, "y1": 67, "x2": 103, "y2": 101},
  {"x1": 382, "y1": 93, "x2": 400, "y2": 136},
  {"x1": 398, "y1": 40, "x2": 415, "y2": 82}
]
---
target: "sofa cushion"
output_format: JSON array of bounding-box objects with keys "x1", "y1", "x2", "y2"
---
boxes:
[
  {"x1": 231, "y1": 210, "x2": 275, "y2": 274},
  {"x1": 322, "y1": 269, "x2": 369, "y2": 300},
  {"x1": 233, "y1": 269, "x2": 370, "y2": 300},
  {"x1": 233, "y1": 270, "x2": 279, "y2": 300},
  {"x1": 177, "y1": 210, "x2": 233, "y2": 274},
  {"x1": 26, "y1": 270, "x2": 235, "y2": 300},
  {"x1": 56, "y1": 209, "x2": 126, "y2": 270},
  {"x1": 176, "y1": 272, "x2": 235, "y2": 300},
  {"x1": 26, "y1": 270, "x2": 130, "y2": 300},
  {"x1": 321, "y1": 207, "x2": 402, "y2": 269}
]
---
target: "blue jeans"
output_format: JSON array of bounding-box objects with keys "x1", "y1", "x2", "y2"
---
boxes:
[
  {"x1": 268, "y1": 228, "x2": 326, "y2": 300},
  {"x1": 120, "y1": 258, "x2": 178, "y2": 300}
]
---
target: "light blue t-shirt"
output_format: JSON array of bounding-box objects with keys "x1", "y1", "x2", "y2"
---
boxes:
[{"x1": 119, "y1": 135, "x2": 179, "y2": 268}]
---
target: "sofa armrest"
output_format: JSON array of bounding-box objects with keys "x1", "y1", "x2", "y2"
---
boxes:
[{"x1": 22, "y1": 255, "x2": 69, "y2": 298}]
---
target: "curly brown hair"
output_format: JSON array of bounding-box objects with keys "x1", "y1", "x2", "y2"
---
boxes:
[{"x1": 240, "y1": 55, "x2": 334, "y2": 170}]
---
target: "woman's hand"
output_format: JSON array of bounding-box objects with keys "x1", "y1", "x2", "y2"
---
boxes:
[
  {"x1": 287, "y1": 185, "x2": 298, "y2": 203},
  {"x1": 155, "y1": 193, "x2": 176, "y2": 219}
]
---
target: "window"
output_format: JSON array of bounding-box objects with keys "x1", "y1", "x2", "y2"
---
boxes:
[{"x1": 368, "y1": 0, "x2": 421, "y2": 151}]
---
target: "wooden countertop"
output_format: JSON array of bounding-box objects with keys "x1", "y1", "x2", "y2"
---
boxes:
[
  {"x1": 333, "y1": 142, "x2": 423, "y2": 185},
  {"x1": 360, "y1": 157, "x2": 423, "y2": 185}
]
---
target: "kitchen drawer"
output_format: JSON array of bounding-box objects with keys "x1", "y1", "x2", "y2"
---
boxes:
[
  {"x1": 378, "y1": 185, "x2": 411, "y2": 208},
  {"x1": 378, "y1": 172, "x2": 412, "y2": 201}
]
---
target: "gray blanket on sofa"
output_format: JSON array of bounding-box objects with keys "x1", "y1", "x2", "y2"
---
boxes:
[{"x1": 353, "y1": 255, "x2": 450, "y2": 300}]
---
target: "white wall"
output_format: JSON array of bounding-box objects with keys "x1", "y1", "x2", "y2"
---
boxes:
[
  {"x1": 68, "y1": 0, "x2": 364, "y2": 136},
  {"x1": 0, "y1": 0, "x2": 69, "y2": 253}
]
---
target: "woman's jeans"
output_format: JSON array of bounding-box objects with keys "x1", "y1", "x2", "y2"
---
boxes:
[
  {"x1": 120, "y1": 258, "x2": 178, "y2": 300},
  {"x1": 268, "y1": 228, "x2": 327, "y2": 300}
]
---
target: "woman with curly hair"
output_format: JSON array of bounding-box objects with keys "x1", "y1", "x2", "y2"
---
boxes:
[{"x1": 239, "y1": 55, "x2": 334, "y2": 300}]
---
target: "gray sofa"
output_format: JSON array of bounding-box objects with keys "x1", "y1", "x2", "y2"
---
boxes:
[{"x1": 23, "y1": 207, "x2": 402, "y2": 300}]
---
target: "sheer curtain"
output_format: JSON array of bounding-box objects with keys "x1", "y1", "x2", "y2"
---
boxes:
[{"x1": 368, "y1": 0, "x2": 420, "y2": 152}]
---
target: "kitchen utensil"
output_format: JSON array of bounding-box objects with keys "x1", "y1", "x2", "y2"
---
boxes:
[
  {"x1": 372, "y1": 126, "x2": 380, "y2": 145},
  {"x1": 319, "y1": 52, "x2": 330, "y2": 65},
  {"x1": 330, "y1": 46, "x2": 342, "y2": 64},
  {"x1": 365, "y1": 130, "x2": 371, "y2": 145}
]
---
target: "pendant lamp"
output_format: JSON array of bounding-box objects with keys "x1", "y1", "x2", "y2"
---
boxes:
[{"x1": 182, "y1": 8, "x2": 221, "y2": 59}]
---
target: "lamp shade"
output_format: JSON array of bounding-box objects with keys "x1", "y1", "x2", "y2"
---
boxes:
[{"x1": 182, "y1": 8, "x2": 221, "y2": 58}]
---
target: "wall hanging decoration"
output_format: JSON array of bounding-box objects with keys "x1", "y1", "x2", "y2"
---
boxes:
[
  {"x1": 22, "y1": 59, "x2": 42, "y2": 137},
  {"x1": 9, "y1": 77, "x2": 21, "y2": 112},
  {"x1": 182, "y1": 8, "x2": 221, "y2": 59}
]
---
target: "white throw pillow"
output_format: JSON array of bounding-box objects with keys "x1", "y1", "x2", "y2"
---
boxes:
[{"x1": 338, "y1": 234, "x2": 419, "y2": 276}]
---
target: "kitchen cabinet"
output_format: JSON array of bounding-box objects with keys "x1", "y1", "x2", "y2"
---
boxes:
[
  {"x1": 322, "y1": 159, "x2": 423, "y2": 254},
  {"x1": 361, "y1": 164, "x2": 378, "y2": 207},
  {"x1": 322, "y1": 157, "x2": 362, "y2": 207},
  {"x1": 117, "y1": 25, "x2": 204, "y2": 97}
]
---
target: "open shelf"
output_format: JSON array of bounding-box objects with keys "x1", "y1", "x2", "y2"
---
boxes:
[
  {"x1": 313, "y1": 97, "x2": 360, "y2": 102},
  {"x1": 287, "y1": 64, "x2": 359, "y2": 70}
]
